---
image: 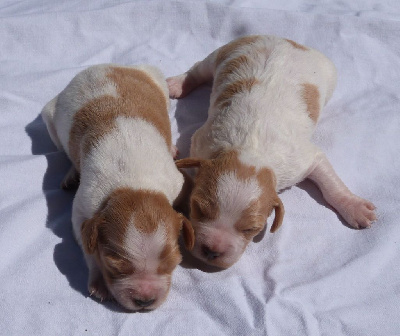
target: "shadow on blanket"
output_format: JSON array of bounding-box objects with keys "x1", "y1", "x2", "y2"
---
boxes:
[
  {"x1": 25, "y1": 114, "x2": 124, "y2": 312},
  {"x1": 298, "y1": 180, "x2": 353, "y2": 229}
]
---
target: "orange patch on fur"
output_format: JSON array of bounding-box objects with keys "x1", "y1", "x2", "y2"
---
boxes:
[
  {"x1": 214, "y1": 54, "x2": 252, "y2": 87},
  {"x1": 214, "y1": 77, "x2": 258, "y2": 109},
  {"x1": 234, "y1": 199, "x2": 266, "y2": 238},
  {"x1": 104, "y1": 188, "x2": 183, "y2": 280},
  {"x1": 183, "y1": 151, "x2": 272, "y2": 220},
  {"x1": 215, "y1": 35, "x2": 260, "y2": 66},
  {"x1": 285, "y1": 39, "x2": 308, "y2": 51},
  {"x1": 81, "y1": 187, "x2": 183, "y2": 281},
  {"x1": 302, "y1": 83, "x2": 320, "y2": 123},
  {"x1": 183, "y1": 151, "x2": 258, "y2": 222},
  {"x1": 83, "y1": 189, "x2": 174, "y2": 248},
  {"x1": 157, "y1": 244, "x2": 182, "y2": 275},
  {"x1": 177, "y1": 151, "x2": 284, "y2": 235},
  {"x1": 233, "y1": 167, "x2": 281, "y2": 235},
  {"x1": 69, "y1": 67, "x2": 170, "y2": 171}
]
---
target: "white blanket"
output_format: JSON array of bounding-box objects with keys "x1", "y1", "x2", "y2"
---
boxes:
[{"x1": 1, "y1": 0, "x2": 399, "y2": 335}]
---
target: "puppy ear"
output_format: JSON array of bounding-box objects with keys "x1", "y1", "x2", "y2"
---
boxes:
[
  {"x1": 175, "y1": 158, "x2": 205, "y2": 169},
  {"x1": 173, "y1": 169, "x2": 194, "y2": 215},
  {"x1": 81, "y1": 212, "x2": 105, "y2": 254},
  {"x1": 178, "y1": 214, "x2": 195, "y2": 250},
  {"x1": 270, "y1": 197, "x2": 284, "y2": 233}
]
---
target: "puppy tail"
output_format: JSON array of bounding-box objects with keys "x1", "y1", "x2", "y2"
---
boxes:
[{"x1": 41, "y1": 95, "x2": 63, "y2": 150}]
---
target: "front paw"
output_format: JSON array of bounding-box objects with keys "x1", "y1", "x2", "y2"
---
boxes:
[
  {"x1": 88, "y1": 274, "x2": 112, "y2": 302},
  {"x1": 171, "y1": 145, "x2": 179, "y2": 159},
  {"x1": 336, "y1": 195, "x2": 376, "y2": 229},
  {"x1": 61, "y1": 166, "x2": 80, "y2": 190},
  {"x1": 166, "y1": 76, "x2": 185, "y2": 99}
]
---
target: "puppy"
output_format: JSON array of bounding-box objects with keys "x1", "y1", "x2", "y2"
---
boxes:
[
  {"x1": 167, "y1": 35, "x2": 376, "y2": 269},
  {"x1": 42, "y1": 64, "x2": 194, "y2": 311}
]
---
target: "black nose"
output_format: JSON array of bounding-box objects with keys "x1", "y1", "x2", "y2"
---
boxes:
[
  {"x1": 202, "y1": 245, "x2": 221, "y2": 260},
  {"x1": 134, "y1": 299, "x2": 155, "y2": 308}
]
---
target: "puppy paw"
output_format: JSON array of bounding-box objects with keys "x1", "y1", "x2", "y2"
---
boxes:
[
  {"x1": 61, "y1": 166, "x2": 80, "y2": 190},
  {"x1": 336, "y1": 195, "x2": 377, "y2": 229},
  {"x1": 61, "y1": 178, "x2": 79, "y2": 190},
  {"x1": 167, "y1": 76, "x2": 185, "y2": 99},
  {"x1": 88, "y1": 275, "x2": 112, "y2": 302},
  {"x1": 171, "y1": 145, "x2": 179, "y2": 159}
]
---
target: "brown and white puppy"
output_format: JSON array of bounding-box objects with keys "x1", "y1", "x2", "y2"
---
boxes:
[
  {"x1": 167, "y1": 35, "x2": 376, "y2": 269},
  {"x1": 42, "y1": 64, "x2": 194, "y2": 311}
]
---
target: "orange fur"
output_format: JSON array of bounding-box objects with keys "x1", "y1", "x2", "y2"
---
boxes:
[{"x1": 69, "y1": 67, "x2": 170, "y2": 171}]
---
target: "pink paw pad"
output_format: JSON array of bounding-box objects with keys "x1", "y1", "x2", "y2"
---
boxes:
[
  {"x1": 167, "y1": 76, "x2": 185, "y2": 99},
  {"x1": 337, "y1": 196, "x2": 377, "y2": 229}
]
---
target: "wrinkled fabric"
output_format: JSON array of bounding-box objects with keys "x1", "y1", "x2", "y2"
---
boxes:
[{"x1": 0, "y1": 1, "x2": 399, "y2": 335}]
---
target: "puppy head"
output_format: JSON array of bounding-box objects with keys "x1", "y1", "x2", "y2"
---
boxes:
[
  {"x1": 176, "y1": 151, "x2": 284, "y2": 269},
  {"x1": 81, "y1": 188, "x2": 194, "y2": 311}
]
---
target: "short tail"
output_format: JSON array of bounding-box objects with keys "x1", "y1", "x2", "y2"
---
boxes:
[{"x1": 41, "y1": 95, "x2": 63, "y2": 150}]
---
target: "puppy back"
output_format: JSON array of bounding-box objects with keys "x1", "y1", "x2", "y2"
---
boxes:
[{"x1": 67, "y1": 65, "x2": 171, "y2": 170}]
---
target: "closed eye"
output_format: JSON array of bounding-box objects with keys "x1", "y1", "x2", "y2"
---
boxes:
[
  {"x1": 103, "y1": 251, "x2": 135, "y2": 277},
  {"x1": 192, "y1": 193, "x2": 220, "y2": 220},
  {"x1": 191, "y1": 200, "x2": 210, "y2": 220},
  {"x1": 242, "y1": 227, "x2": 259, "y2": 233},
  {"x1": 158, "y1": 248, "x2": 182, "y2": 275}
]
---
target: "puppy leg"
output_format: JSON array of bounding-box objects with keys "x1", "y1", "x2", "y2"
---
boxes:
[
  {"x1": 85, "y1": 254, "x2": 112, "y2": 302},
  {"x1": 167, "y1": 52, "x2": 216, "y2": 99},
  {"x1": 71, "y1": 192, "x2": 111, "y2": 301},
  {"x1": 170, "y1": 144, "x2": 179, "y2": 159},
  {"x1": 307, "y1": 152, "x2": 376, "y2": 229},
  {"x1": 61, "y1": 166, "x2": 80, "y2": 190}
]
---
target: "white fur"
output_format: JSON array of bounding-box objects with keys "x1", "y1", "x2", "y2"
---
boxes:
[
  {"x1": 50, "y1": 65, "x2": 119, "y2": 153},
  {"x1": 104, "y1": 220, "x2": 172, "y2": 311},
  {"x1": 42, "y1": 64, "x2": 184, "y2": 310},
  {"x1": 41, "y1": 63, "x2": 182, "y2": 239},
  {"x1": 111, "y1": 273, "x2": 170, "y2": 311},
  {"x1": 188, "y1": 36, "x2": 337, "y2": 191},
  {"x1": 168, "y1": 35, "x2": 376, "y2": 268},
  {"x1": 80, "y1": 117, "x2": 183, "y2": 220},
  {"x1": 190, "y1": 173, "x2": 262, "y2": 266},
  {"x1": 216, "y1": 172, "x2": 262, "y2": 225},
  {"x1": 41, "y1": 96, "x2": 63, "y2": 150},
  {"x1": 43, "y1": 64, "x2": 169, "y2": 158},
  {"x1": 193, "y1": 223, "x2": 245, "y2": 267},
  {"x1": 124, "y1": 218, "x2": 167, "y2": 273}
]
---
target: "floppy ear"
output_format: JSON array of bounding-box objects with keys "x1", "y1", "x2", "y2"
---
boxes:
[
  {"x1": 178, "y1": 214, "x2": 195, "y2": 250},
  {"x1": 81, "y1": 211, "x2": 105, "y2": 254},
  {"x1": 270, "y1": 197, "x2": 285, "y2": 233},
  {"x1": 175, "y1": 158, "x2": 205, "y2": 169},
  {"x1": 173, "y1": 168, "x2": 194, "y2": 215}
]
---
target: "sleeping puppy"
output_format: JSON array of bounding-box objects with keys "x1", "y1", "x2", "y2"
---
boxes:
[
  {"x1": 41, "y1": 64, "x2": 194, "y2": 311},
  {"x1": 167, "y1": 35, "x2": 376, "y2": 269}
]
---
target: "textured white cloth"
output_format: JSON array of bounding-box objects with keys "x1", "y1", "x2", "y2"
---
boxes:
[{"x1": 1, "y1": 0, "x2": 399, "y2": 335}]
